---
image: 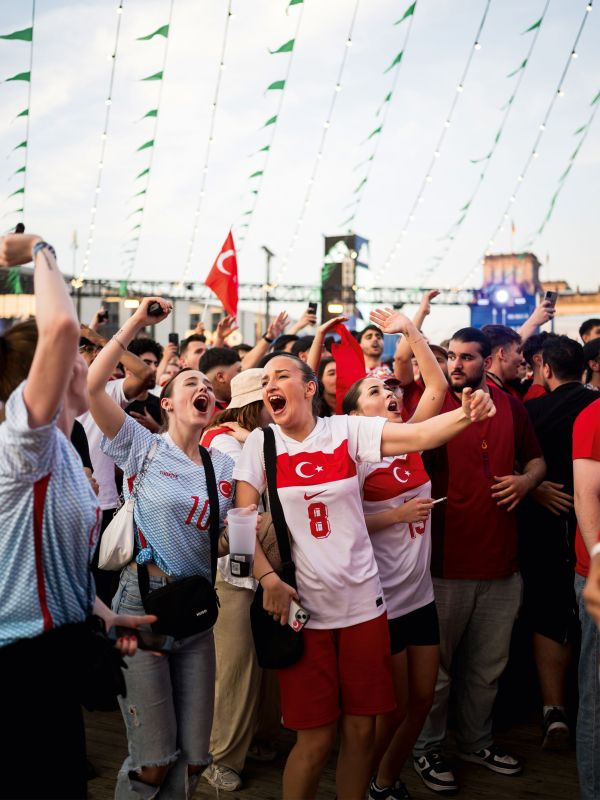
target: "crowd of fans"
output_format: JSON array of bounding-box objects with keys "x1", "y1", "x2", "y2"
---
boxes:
[{"x1": 1, "y1": 233, "x2": 600, "y2": 800}]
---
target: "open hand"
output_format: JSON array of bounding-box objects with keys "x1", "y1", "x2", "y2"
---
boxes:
[
  {"x1": 419, "y1": 289, "x2": 440, "y2": 317},
  {"x1": 369, "y1": 307, "x2": 413, "y2": 335},
  {"x1": 267, "y1": 311, "x2": 289, "y2": 341},
  {"x1": 317, "y1": 315, "x2": 349, "y2": 336},
  {"x1": 215, "y1": 315, "x2": 238, "y2": 342},
  {"x1": 531, "y1": 480, "x2": 573, "y2": 516}
]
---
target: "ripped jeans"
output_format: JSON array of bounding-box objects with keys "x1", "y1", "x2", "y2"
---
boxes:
[{"x1": 112, "y1": 566, "x2": 216, "y2": 799}]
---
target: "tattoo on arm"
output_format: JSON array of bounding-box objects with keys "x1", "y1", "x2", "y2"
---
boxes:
[{"x1": 40, "y1": 250, "x2": 53, "y2": 271}]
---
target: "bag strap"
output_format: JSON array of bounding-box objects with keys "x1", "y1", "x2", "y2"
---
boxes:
[
  {"x1": 138, "y1": 444, "x2": 221, "y2": 600},
  {"x1": 199, "y1": 444, "x2": 220, "y2": 587},
  {"x1": 129, "y1": 439, "x2": 158, "y2": 504},
  {"x1": 262, "y1": 426, "x2": 293, "y2": 567}
]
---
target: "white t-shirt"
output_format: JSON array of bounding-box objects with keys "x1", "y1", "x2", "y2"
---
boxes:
[
  {"x1": 359, "y1": 451, "x2": 434, "y2": 618},
  {"x1": 233, "y1": 415, "x2": 387, "y2": 629},
  {"x1": 77, "y1": 378, "x2": 130, "y2": 510}
]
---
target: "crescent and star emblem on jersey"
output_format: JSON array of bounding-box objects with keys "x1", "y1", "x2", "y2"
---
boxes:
[
  {"x1": 216, "y1": 249, "x2": 235, "y2": 276},
  {"x1": 218, "y1": 480, "x2": 232, "y2": 498},
  {"x1": 393, "y1": 467, "x2": 411, "y2": 484},
  {"x1": 294, "y1": 461, "x2": 324, "y2": 479}
]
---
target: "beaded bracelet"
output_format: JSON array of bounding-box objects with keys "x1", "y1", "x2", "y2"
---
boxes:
[{"x1": 32, "y1": 241, "x2": 57, "y2": 260}]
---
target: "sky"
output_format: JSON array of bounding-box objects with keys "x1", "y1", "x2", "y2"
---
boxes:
[{"x1": 0, "y1": 0, "x2": 599, "y2": 340}]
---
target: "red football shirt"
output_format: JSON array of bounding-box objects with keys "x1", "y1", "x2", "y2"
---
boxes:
[
  {"x1": 423, "y1": 385, "x2": 542, "y2": 580},
  {"x1": 523, "y1": 383, "x2": 547, "y2": 403},
  {"x1": 573, "y1": 398, "x2": 600, "y2": 577}
]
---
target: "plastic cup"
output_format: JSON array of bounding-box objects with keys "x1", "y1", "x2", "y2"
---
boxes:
[{"x1": 227, "y1": 507, "x2": 258, "y2": 578}]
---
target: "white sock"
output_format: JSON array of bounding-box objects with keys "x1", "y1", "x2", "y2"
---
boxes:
[{"x1": 543, "y1": 704, "x2": 565, "y2": 715}]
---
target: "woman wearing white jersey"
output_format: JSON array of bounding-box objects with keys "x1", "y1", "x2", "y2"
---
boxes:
[
  {"x1": 234, "y1": 352, "x2": 495, "y2": 800},
  {"x1": 343, "y1": 309, "x2": 448, "y2": 800},
  {"x1": 88, "y1": 297, "x2": 235, "y2": 799}
]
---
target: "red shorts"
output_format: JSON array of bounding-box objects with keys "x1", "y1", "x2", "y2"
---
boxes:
[{"x1": 276, "y1": 612, "x2": 396, "y2": 730}]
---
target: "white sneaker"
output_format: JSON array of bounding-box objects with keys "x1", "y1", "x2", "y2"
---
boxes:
[{"x1": 202, "y1": 763, "x2": 242, "y2": 792}]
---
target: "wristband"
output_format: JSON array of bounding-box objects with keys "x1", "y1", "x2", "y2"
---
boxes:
[
  {"x1": 591, "y1": 542, "x2": 600, "y2": 559},
  {"x1": 262, "y1": 334, "x2": 274, "y2": 344},
  {"x1": 32, "y1": 241, "x2": 56, "y2": 260},
  {"x1": 258, "y1": 570, "x2": 276, "y2": 584}
]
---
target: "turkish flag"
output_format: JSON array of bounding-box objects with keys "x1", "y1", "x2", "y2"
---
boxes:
[
  {"x1": 330, "y1": 322, "x2": 366, "y2": 414},
  {"x1": 205, "y1": 230, "x2": 238, "y2": 317}
]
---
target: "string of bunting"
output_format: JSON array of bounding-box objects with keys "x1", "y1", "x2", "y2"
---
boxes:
[
  {"x1": 339, "y1": 1, "x2": 418, "y2": 231},
  {"x1": 123, "y1": 0, "x2": 175, "y2": 282},
  {"x1": 271, "y1": 0, "x2": 362, "y2": 287},
  {"x1": 458, "y1": 0, "x2": 594, "y2": 288},
  {"x1": 367, "y1": 0, "x2": 493, "y2": 289},
  {"x1": 421, "y1": 0, "x2": 551, "y2": 284},
  {"x1": 522, "y1": 86, "x2": 600, "y2": 247},
  {"x1": 178, "y1": 0, "x2": 234, "y2": 287},
  {"x1": 1, "y1": 2, "x2": 35, "y2": 227},
  {"x1": 73, "y1": 0, "x2": 125, "y2": 287},
  {"x1": 235, "y1": 0, "x2": 305, "y2": 250}
]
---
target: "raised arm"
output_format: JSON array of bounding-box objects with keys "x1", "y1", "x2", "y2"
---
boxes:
[
  {"x1": 519, "y1": 299, "x2": 555, "y2": 343},
  {"x1": 87, "y1": 297, "x2": 172, "y2": 440},
  {"x1": 392, "y1": 291, "x2": 438, "y2": 384},
  {"x1": 241, "y1": 311, "x2": 289, "y2": 370},
  {"x1": 0, "y1": 235, "x2": 80, "y2": 428},
  {"x1": 306, "y1": 315, "x2": 348, "y2": 373},
  {"x1": 289, "y1": 307, "x2": 317, "y2": 336},
  {"x1": 80, "y1": 323, "x2": 153, "y2": 400},
  {"x1": 370, "y1": 306, "x2": 447, "y2": 423},
  {"x1": 380, "y1": 387, "x2": 495, "y2": 457},
  {"x1": 213, "y1": 315, "x2": 238, "y2": 348}
]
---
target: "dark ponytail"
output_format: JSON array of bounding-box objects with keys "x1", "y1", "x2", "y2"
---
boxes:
[{"x1": 0, "y1": 319, "x2": 38, "y2": 403}]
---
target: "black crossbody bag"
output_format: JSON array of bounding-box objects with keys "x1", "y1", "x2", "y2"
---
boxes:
[
  {"x1": 137, "y1": 446, "x2": 220, "y2": 641},
  {"x1": 250, "y1": 426, "x2": 304, "y2": 669}
]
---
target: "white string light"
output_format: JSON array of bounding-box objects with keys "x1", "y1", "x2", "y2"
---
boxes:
[
  {"x1": 177, "y1": 1, "x2": 233, "y2": 286},
  {"x1": 368, "y1": 0, "x2": 493, "y2": 288},
  {"x1": 124, "y1": 0, "x2": 175, "y2": 281},
  {"x1": 73, "y1": 0, "x2": 123, "y2": 287},
  {"x1": 457, "y1": 0, "x2": 594, "y2": 289},
  {"x1": 420, "y1": 0, "x2": 551, "y2": 285},
  {"x1": 271, "y1": 0, "x2": 362, "y2": 286}
]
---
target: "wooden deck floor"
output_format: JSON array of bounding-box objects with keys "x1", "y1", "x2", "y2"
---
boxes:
[{"x1": 85, "y1": 710, "x2": 579, "y2": 799}]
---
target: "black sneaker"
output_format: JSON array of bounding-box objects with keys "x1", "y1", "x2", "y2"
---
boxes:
[
  {"x1": 458, "y1": 744, "x2": 522, "y2": 775},
  {"x1": 368, "y1": 778, "x2": 411, "y2": 799},
  {"x1": 542, "y1": 706, "x2": 570, "y2": 750},
  {"x1": 413, "y1": 751, "x2": 458, "y2": 795}
]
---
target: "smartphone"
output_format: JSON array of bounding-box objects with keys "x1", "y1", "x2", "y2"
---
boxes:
[
  {"x1": 168, "y1": 332, "x2": 179, "y2": 351},
  {"x1": 109, "y1": 626, "x2": 174, "y2": 653},
  {"x1": 288, "y1": 599, "x2": 310, "y2": 633},
  {"x1": 97, "y1": 308, "x2": 109, "y2": 323},
  {"x1": 544, "y1": 291, "x2": 558, "y2": 308},
  {"x1": 148, "y1": 302, "x2": 163, "y2": 317},
  {"x1": 308, "y1": 302, "x2": 318, "y2": 316}
]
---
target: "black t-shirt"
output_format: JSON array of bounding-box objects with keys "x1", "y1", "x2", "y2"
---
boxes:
[
  {"x1": 125, "y1": 393, "x2": 162, "y2": 426},
  {"x1": 70, "y1": 419, "x2": 92, "y2": 470}
]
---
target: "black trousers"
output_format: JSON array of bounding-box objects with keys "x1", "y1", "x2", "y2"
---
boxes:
[{"x1": 0, "y1": 625, "x2": 88, "y2": 799}]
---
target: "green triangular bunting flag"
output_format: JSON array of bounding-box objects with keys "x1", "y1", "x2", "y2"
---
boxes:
[
  {"x1": 141, "y1": 71, "x2": 163, "y2": 81},
  {"x1": 137, "y1": 24, "x2": 169, "y2": 41},
  {"x1": 12, "y1": 140, "x2": 27, "y2": 151},
  {"x1": 136, "y1": 167, "x2": 150, "y2": 179},
  {"x1": 0, "y1": 27, "x2": 33, "y2": 42},
  {"x1": 365, "y1": 126, "x2": 382, "y2": 141},
  {"x1": 354, "y1": 177, "x2": 367, "y2": 193},
  {"x1": 266, "y1": 80, "x2": 286, "y2": 91},
  {"x1": 7, "y1": 267, "x2": 23, "y2": 294},
  {"x1": 591, "y1": 89, "x2": 600, "y2": 106},
  {"x1": 142, "y1": 109, "x2": 158, "y2": 119},
  {"x1": 522, "y1": 17, "x2": 542, "y2": 34},
  {"x1": 137, "y1": 139, "x2": 154, "y2": 151},
  {"x1": 574, "y1": 124, "x2": 587, "y2": 135},
  {"x1": 250, "y1": 170, "x2": 263, "y2": 178},
  {"x1": 507, "y1": 58, "x2": 527, "y2": 78},
  {"x1": 269, "y1": 39, "x2": 294, "y2": 54},
  {"x1": 8, "y1": 187, "x2": 25, "y2": 197},
  {"x1": 395, "y1": 2, "x2": 416, "y2": 25},
  {"x1": 384, "y1": 51, "x2": 403, "y2": 74},
  {"x1": 5, "y1": 71, "x2": 30, "y2": 82},
  {"x1": 12, "y1": 166, "x2": 26, "y2": 176},
  {"x1": 134, "y1": 189, "x2": 147, "y2": 196},
  {"x1": 264, "y1": 115, "x2": 278, "y2": 127},
  {"x1": 16, "y1": 108, "x2": 28, "y2": 118}
]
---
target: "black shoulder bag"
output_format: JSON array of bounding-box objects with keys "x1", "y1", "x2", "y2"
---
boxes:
[
  {"x1": 250, "y1": 426, "x2": 304, "y2": 669},
  {"x1": 137, "y1": 446, "x2": 220, "y2": 641}
]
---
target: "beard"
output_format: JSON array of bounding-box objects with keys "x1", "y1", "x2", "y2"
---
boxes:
[{"x1": 449, "y1": 369, "x2": 485, "y2": 393}]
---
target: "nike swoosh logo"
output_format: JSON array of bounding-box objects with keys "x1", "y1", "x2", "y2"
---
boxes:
[{"x1": 304, "y1": 491, "x2": 325, "y2": 501}]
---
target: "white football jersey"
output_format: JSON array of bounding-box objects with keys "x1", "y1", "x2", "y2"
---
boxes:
[
  {"x1": 234, "y1": 415, "x2": 387, "y2": 629},
  {"x1": 360, "y1": 452, "x2": 434, "y2": 619}
]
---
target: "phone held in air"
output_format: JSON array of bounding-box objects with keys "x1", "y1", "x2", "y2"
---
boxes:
[
  {"x1": 109, "y1": 626, "x2": 174, "y2": 653},
  {"x1": 308, "y1": 302, "x2": 318, "y2": 316},
  {"x1": 544, "y1": 291, "x2": 558, "y2": 308},
  {"x1": 168, "y1": 332, "x2": 179, "y2": 351},
  {"x1": 288, "y1": 599, "x2": 310, "y2": 633},
  {"x1": 148, "y1": 302, "x2": 164, "y2": 317}
]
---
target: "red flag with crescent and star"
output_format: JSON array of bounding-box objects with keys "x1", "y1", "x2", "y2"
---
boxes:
[{"x1": 205, "y1": 230, "x2": 238, "y2": 317}]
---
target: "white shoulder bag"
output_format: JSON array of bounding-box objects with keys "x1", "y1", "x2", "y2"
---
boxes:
[{"x1": 98, "y1": 440, "x2": 158, "y2": 571}]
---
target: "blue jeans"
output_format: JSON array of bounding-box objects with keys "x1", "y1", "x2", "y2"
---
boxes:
[
  {"x1": 112, "y1": 567, "x2": 216, "y2": 799},
  {"x1": 575, "y1": 573, "x2": 600, "y2": 800},
  {"x1": 414, "y1": 573, "x2": 522, "y2": 755}
]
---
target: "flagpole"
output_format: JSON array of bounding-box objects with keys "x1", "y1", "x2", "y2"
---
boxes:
[{"x1": 200, "y1": 298, "x2": 210, "y2": 324}]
